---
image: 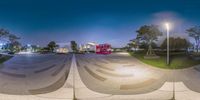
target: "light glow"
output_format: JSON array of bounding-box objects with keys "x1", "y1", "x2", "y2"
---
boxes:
[
  {"x1": 115, "y1": 67, "x2": 149, "y2": 78},
  {"x1": 117, "y1": 52, "x2": 129, "y2": 55},
  {"x1": 165, "y1": 22, "x2": 170, "y2": 31},
  {"x1": 115, "y1": 67, "x2": 134, "y2": 75}
]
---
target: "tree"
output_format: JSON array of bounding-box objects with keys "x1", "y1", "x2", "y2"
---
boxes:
[
  {"x1": 136, "y1": 25, "x2": 162, "y2": 56},
  {"x1": 0, "y1": 28, "x2": 21, "y2": 53},
  {"x1": 8, "y1": 34, "x2": 20, "y2": 43},
  {"x1": 128, "y1": 39, "x2": 139, "y2": 51},
  {"x1": 9, "y1": 41, "x2": 21, "y2": 52},
  {"x1": 186, "y1": 26, "x2": 200, "y2": 52},
  {"x1": 71, "y1": 41, "x2": 78, "y2": 53},
  {"x1": 161, "y1": 37, "x2": 190, "y2": 51},
  {"x1": 0, "y1": 28, "x2": 9, "y2": 39},
  {"x1": 8, "y1": 34, "x2": 21, "y2": 52},
  {"x1": 47, "y1": 41, "x2": 57, "y2": 52}
]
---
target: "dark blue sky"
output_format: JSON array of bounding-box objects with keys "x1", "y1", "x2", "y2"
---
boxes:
[{"x1": 0, "y1": 0, "x2": 200, "y2": 47}]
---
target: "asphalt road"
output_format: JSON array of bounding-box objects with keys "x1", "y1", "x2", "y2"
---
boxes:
[{"x1": 0, "y1": 53, "x2": 72, "y2": 95}]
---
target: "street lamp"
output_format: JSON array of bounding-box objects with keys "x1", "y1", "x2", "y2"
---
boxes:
[
  {"x1": 165, "y1": 22, "x2": 175, "y2": 100},
  {"x1": 165, "y1": 23, "x2": 170, "y2": 65}
]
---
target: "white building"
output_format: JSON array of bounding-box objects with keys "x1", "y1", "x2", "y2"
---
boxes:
[
  {"x1": 55, "y1": 42, "x2": 72, "y2": 53},
  {"x1": 78, "y1": 42, "x2": 97, "y2": 52}
]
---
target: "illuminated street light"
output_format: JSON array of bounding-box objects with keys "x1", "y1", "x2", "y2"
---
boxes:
[
  {"x1": 165, "y1": 22, "x2": 175, "y2": 100},
  {"x1": 165, "y1": 22, "x2": 170, "y2": 65}
]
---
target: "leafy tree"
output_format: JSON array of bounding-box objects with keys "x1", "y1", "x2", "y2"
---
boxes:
[
  {"x1": 71, "y1": 41, "x2": 78, "y2": 53},
  {"x1": 136, "y1": 25, "x2": 162, "y2": 56},
  {"x1": 186, "y1": 26, "x2": 200, "y2": 52},
  {"x1": 9, "y1": 41, "x2": 21, "y2": 52},
  {"x1": 0, "y1": 28, "x2": 9, "y2": 39},
  {"x1": 8, "y1": 34, "x2": 20, "y2": 43},
  {"x1": 47, "y1": 41, "x2": 57, "y2": 52},
  {"x1": 31, "y1": 45, "x2": 41, "y2": 52},
  {"x1": 8, "y1": 34, "x2": 21, "y2": 52},
  {"x1": 0, "y1": 28, "x2": 21, "y2": 52},
  {"x1": 161, "y1": 37, "x2": 190, "y2": 51},
  {"x1": 128, "y1": 38, "x2": 139, "y2": 51}
]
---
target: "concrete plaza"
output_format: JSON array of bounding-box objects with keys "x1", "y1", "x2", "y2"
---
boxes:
[{"x1": 0, "y1": 53, "x2": 200, "y2": 100}]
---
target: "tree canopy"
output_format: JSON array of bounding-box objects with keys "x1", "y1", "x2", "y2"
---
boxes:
[
  {"x1": 136, "y1": 25, "x2": 163, "y2": 43},
  {"x1": 71, "y1": 41, "x2": 78, "y2": 52},
  {"x1": 186, "y1": 26, "x2": 200, "y2": 52},
  {"x1": 8, "y1": 34, "x2": 20, "y2": 43},
  {"x1": 0, "y1": 28, "x2": 9, "y2": 38},
  {"x1": 47, "y1": 41, "x2": 57, "y2": 52},
  {"x1": 161, "y1": 37, "x2": 190, "y2": 51},
  {"x1": 0, "y1": 28, "x2": 21, "y2": 52},
  {"x1": 136, "y1": 25, "x2": 162, "y2": 56}
]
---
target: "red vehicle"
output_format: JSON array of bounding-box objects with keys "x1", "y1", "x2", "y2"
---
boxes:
[{"x1": 96, "y1": 44, "x2": 112, "y2": 54}]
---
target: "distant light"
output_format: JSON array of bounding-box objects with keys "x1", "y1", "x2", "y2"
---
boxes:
[{"x1": 27, "y1": 44, "x2": 31, "y2": 47}]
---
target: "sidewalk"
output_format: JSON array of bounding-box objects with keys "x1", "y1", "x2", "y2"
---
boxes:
[
  {"x1": 0, "y1": 54, "x2": 200, "y2": 100},
  {"x1": 72, "y1": 54, "x2": 200, "y2": 100},
  {"x1": 0, "y1": 55, "x2": 74, "y2": 100},
  {"x1": 72, "y1": 54, "x2": 171, "y2": 100}
]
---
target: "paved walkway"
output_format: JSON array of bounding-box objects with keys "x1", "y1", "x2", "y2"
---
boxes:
[
  {"x1": 0, "y1": 54, "x2": 200, "y2": 99},
  {"x1": 73, "y1": 54, "x2": 200, "y2": 100},
  {"x1": 0, "y1": 54, "x2": 73, "y2": 100}
]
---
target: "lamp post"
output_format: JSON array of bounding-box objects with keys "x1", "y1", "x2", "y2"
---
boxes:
[
  {"x1": 165, "y1": 22, "x2": 175, "y2": 100},
  {"x1": 165, "y1": 23, "x2": 170, "y2": 65}
]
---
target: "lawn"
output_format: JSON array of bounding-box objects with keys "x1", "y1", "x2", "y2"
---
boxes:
[{"x1": 129, "y1": 51, "x2": 200, "y2": 69}]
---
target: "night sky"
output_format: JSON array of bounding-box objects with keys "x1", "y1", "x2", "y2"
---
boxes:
[{"x1": 0, "y1": 0, "x2": 200, "y2": 47}]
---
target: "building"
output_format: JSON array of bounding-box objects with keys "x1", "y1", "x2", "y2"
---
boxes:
[
  {"x1": 86, "y1": 42, "x2": 97, "y2": 52},
  {"x1": 78, "y1": 42, "x2": 97, "y2": 52},
  {"x1": 78, "y1": 42, "x2": 112, "y2": 54},
  {"x1": 55, "y1": 42, "x2": 72, "y2": 54},
  {"x1": 96, "y1": 43, "x2": 112, "y2": 54}
]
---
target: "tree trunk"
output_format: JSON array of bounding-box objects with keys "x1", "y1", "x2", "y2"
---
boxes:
[{"x1": 146, "y1": 40, "x2": 155, "y2": 56}]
